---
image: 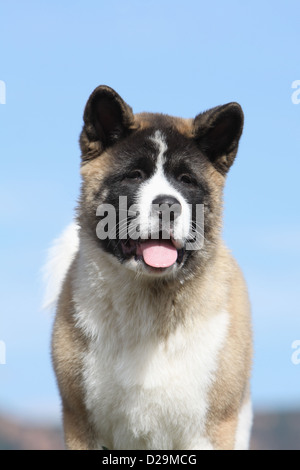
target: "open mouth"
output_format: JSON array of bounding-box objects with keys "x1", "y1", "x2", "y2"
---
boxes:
[{"x1": 120, "y1": 235, "x2": 185, "y2": 270}]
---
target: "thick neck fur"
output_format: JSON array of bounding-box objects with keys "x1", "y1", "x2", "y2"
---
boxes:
[{"x1": 72, "y1": 228, "x2": 226, "y2": 344}]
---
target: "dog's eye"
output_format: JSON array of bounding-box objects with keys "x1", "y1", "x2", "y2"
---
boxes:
[
  {"x1": 179, "y1": 174, "x2": 194, "y2": 185},
  {"x1": 125, "y1": 170, "x2": 144, "y2": 181}
]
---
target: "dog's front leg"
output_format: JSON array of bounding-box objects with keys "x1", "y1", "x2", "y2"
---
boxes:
[
  {"x1": 201, "y1": 399, "x2": 252, "y2": 451},
  {"x1": 63, "y1": 405, "x2": 100, "y2": 450}
]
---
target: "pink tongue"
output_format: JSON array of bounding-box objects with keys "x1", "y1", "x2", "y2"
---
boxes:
[{"x1": 140, "y1": 240, "x2": 178, "y2": 268}]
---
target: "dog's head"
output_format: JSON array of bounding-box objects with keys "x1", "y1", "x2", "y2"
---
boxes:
[{"x1": 78, "y1": 86, "x2": 243, "y2": 279}]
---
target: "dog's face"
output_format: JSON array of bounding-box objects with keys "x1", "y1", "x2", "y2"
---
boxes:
[{"x1": 78, "y1": 86, "x2": 243, "y2": 279}]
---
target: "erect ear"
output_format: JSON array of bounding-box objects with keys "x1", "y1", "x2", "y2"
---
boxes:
[
  {"x1": 80, "y1": 85, "x2": 135, "y2": 160},
  {"x1": 193, "y1": 102, "x2": 244, "y2": 175}
]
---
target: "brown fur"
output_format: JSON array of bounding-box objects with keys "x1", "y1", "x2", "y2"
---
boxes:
[
  {"x1": 53, "y1": 242, "x2": 252, "y2": 449},
  {"x1": 51, "y1": 85, "x2": 252, "y2": 450},
  {"x1": 52, "y1": 258, "x2": 97, "y2": 450},
  {"x1": 205, "y1": 251, "x2": 253, "y2": 449}
]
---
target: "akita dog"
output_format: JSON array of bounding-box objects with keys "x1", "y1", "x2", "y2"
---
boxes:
[{"x1": 48, "y1": 85, "x2": 252, "y2": 450}]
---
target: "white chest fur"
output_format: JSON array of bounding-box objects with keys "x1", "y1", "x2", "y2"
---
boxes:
[{"x1": 73, "y1": 248, "x2": 229, "y2": 450}]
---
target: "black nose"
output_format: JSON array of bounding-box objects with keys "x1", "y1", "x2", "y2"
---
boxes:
[{"x1": 152, "y1": 195, "x2": 182, "y2": 221}]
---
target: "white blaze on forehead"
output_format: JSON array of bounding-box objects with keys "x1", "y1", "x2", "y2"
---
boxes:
[
  {"x1": 136, "y1": 130, "x2": 191, "y2": 242},
  {"x1": 149, "y1": 130, "x2": 168, "y2": 166}
]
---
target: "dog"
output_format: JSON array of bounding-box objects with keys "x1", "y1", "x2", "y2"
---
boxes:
[{"x1": 47, "y1": 85, "x2": 252, "y2": 450}]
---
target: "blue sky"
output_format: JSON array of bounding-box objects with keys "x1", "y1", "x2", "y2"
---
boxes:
[{"x1": 0, "y1": 0, "x2": 300, "y2": 423}]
